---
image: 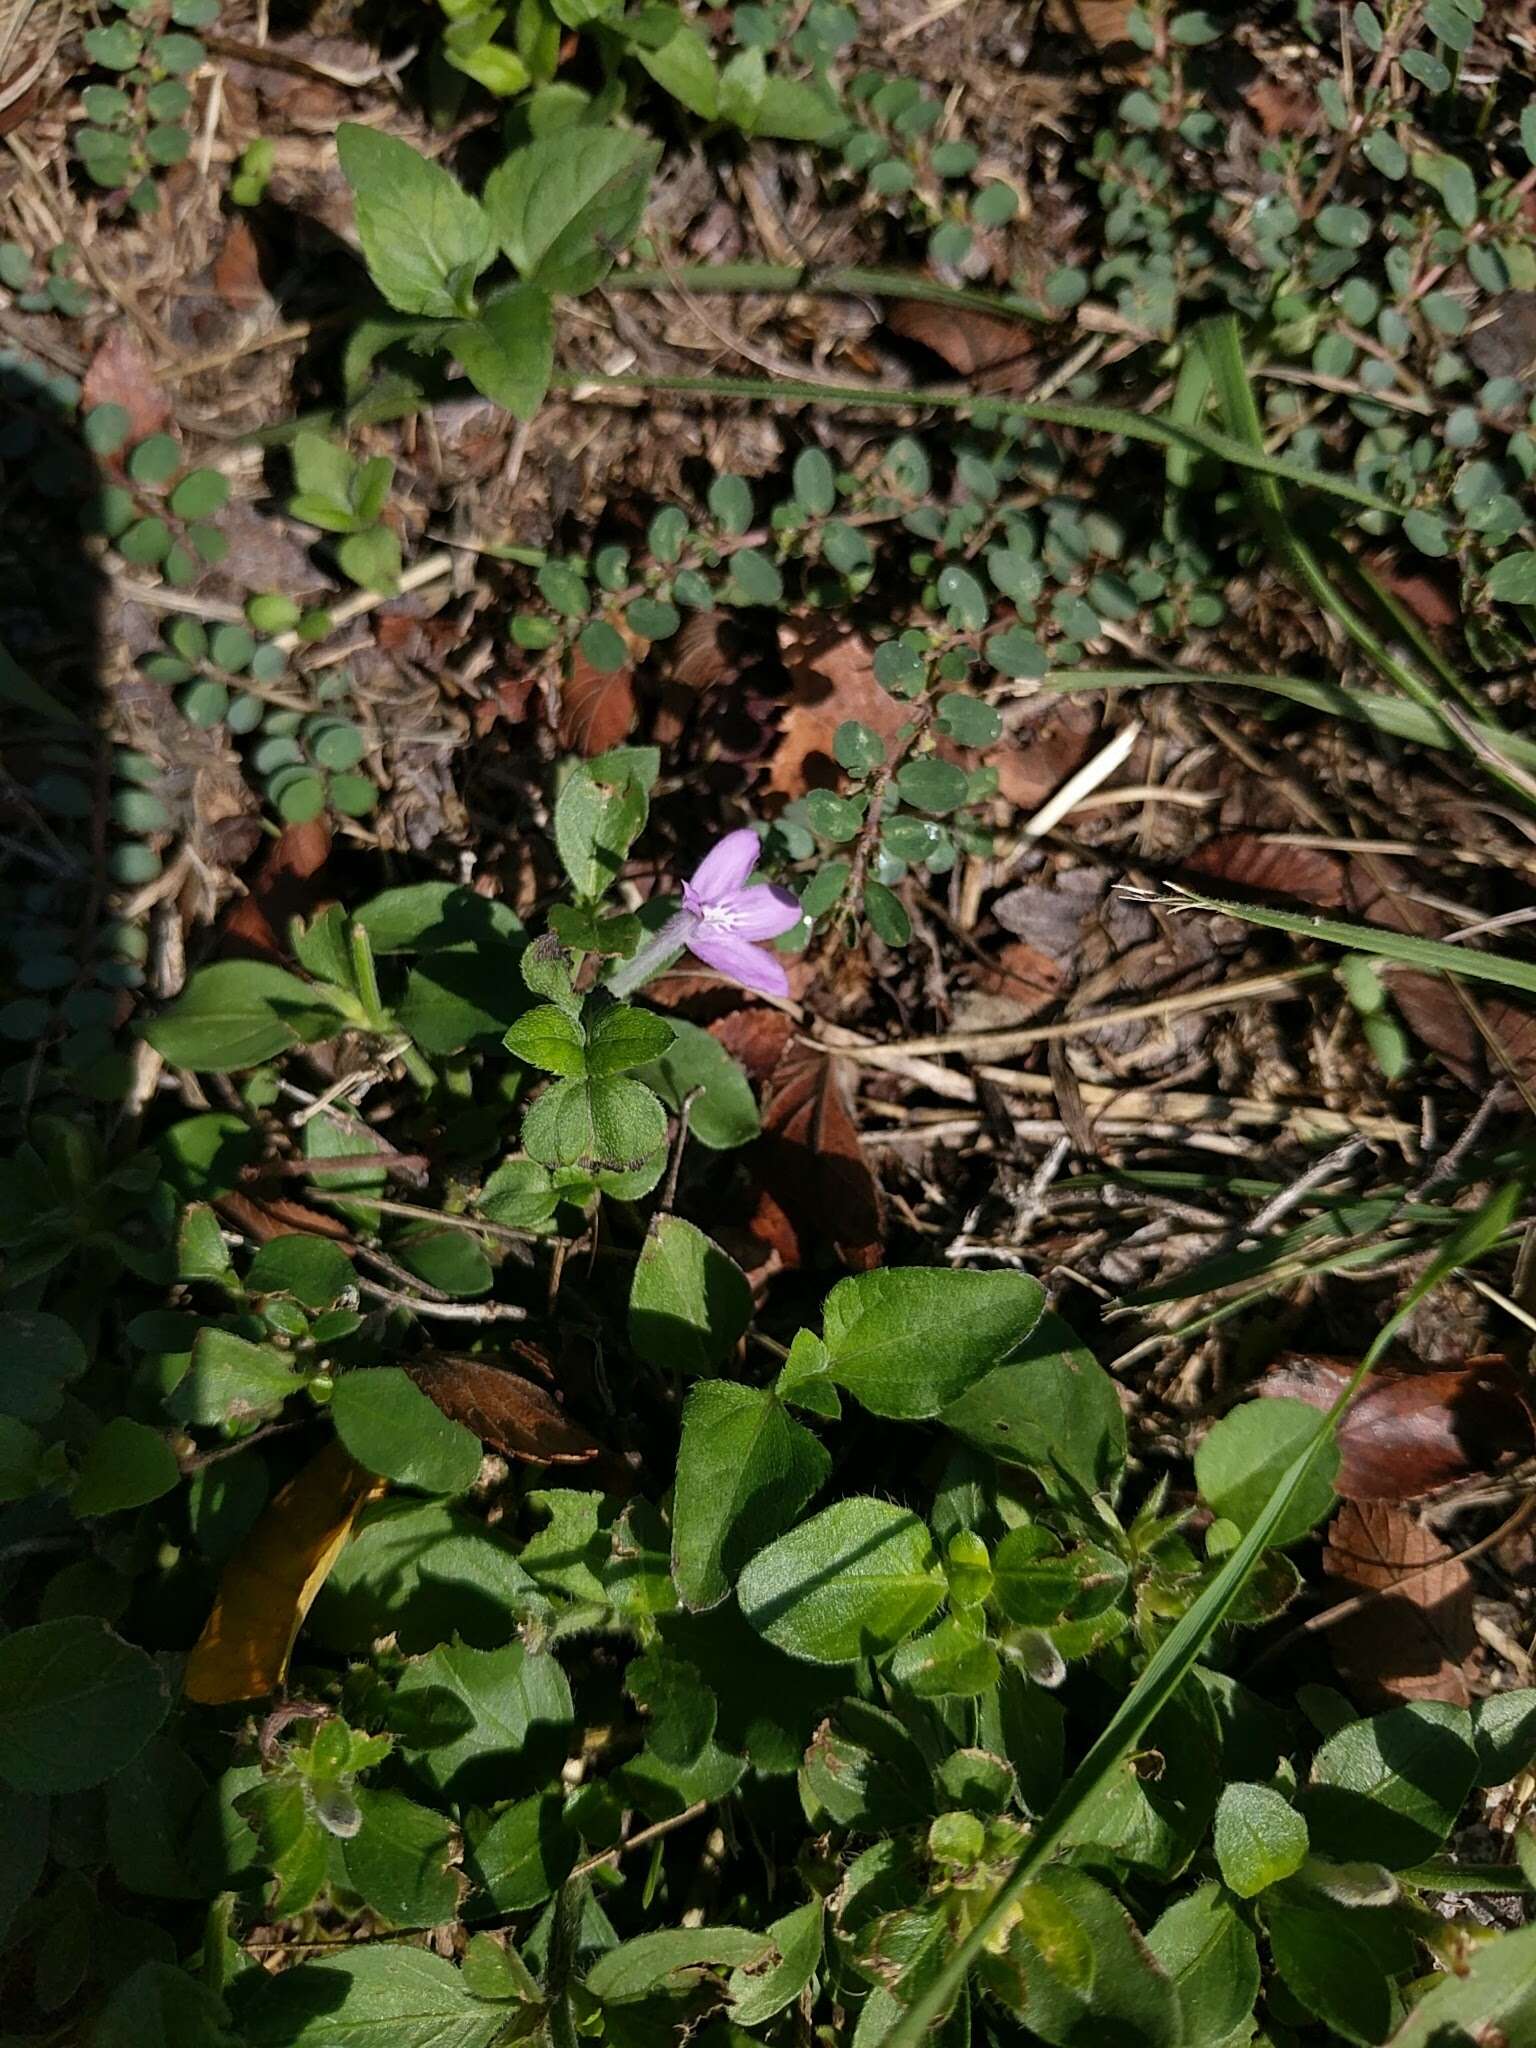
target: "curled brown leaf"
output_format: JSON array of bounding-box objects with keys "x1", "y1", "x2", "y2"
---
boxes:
[
  {"x1": 1260, "y1": 1352, "x2": 1534, "y2": 1502},
  {"x1": 405, "y1": 1351, "x2": 604, "y2": 1468},
  {"x1": 1323, "y1": 1500, "x2": 1476, "y2": 1708}
]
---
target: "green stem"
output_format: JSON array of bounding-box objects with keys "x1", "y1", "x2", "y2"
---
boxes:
[
  {"x1": 393, "y1": 1041, "x2": 438, "y2": 1094},
  {"x1": 1400, "y1": 1859, "x2": 1535, "y2": 1893},
  {"x1": 348, "y1": 921, "x2": 387, "y2": 1030},
  {"x1": 1038, "y1": 669, "x2": 1536, "y2": 775},
  {"x1": 607, "y1": 262, "x2": 1049, "y2": 324},
  {"x1": 546, "y1": 367, "x2": 1398, "y2": 517},
  {"x1": 1194, "y1": 315, "x2": 1535, "y2": 808}
]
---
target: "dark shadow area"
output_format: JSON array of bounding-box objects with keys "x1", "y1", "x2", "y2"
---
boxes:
[{"x1": 0, "y1": 354, "x2": 116, "y2": 1113}]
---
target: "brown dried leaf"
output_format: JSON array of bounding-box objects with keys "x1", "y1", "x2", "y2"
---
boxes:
[
  {"x1": 709, "y1": 1006, "x2": 795, "y2": 1084},
  {"x1": 993, "y1": 867, "x2": 1106, "y2": 969},
  {"x1": 558, "y1": 643, "x2": 637, "y2": 756},
  {"x1": 669, "y1": 610, "x2": 743, "y2": 691},
  {"x1": 185, "y1": 1440, "x2": 384, "y2": 1705},
  {"x1": 969, "y1": 940, "x2": 1064, "y2": 1013},
  {"x1": 1241, "y1": 78, "x2": 1322, "y2": 137},
  {"x1": 886, "y1": 301, "x2": 1038, "y2": 395},
  {"x1": 216, "y1": 1190, "x2": 354, "y2": 1245},
  {"x1": 750, "y1": 1043, "x2": 883, "y2": 1271},
  {"x1": 221, "y1": 819, "x2": 333, "y2": 964},
  {"x1": 211, "y1": 218, "x2": 268, "y2": 309},
  {"x1": 1261, "y1": 1353, "x2": 1534, "y2": 1501},
  {"x1": 989, "y1": 699, "x2": 1098, "y2": 812},
  {"x1": 1344, "y1": 856, "x2": 1483, "y2": 1083},
  {"x1": 1046, "y1": 0, "x2": 1131, "y2": 44},
  {"x1": 768, "y1": 620, "x2": 909, "y2": 801},
  {"x1": 1184, "y1": 832, "x2": 1349, "y2": 909},
  {"x1": 82, "y1": 328, "x2": 173, "y2": 446},
  {"x1": 1362, "y1": 550, "x2": 1459, "y2": 633},
  {"x1": 406, "y1": 1352, "x2": 603, "y2": 1466},
  {"x1": 1324, "y1": 1500, "x2": 1475, "y2": 1708}
]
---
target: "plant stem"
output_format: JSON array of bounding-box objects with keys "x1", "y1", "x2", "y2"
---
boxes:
[
  {"x1": 548, "y1": 368, "x2": 1397, "y2": 516},
  {"x1": 607, "y1": 262, "x2": 1049, "y2": 323}
]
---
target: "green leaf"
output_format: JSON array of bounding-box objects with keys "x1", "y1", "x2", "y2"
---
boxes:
[
  {"x1": 70, "y1": 1419, "x2": 180, "y2": 1519},
  {"x1": 793, "y1": 446, "x2": 837, "y2": 515},
  {"x1": 309, "y1": 1499, "x2": 540, "y2": 1654},
  {"x1": 1195, "y1": 1396, "x2": 1339, "y2": 1546},
  {"x1": 1304, "y1": 1701, "x2": 1478, "y2": 1867},
  {"x1": 476, "y1": 1159, "x2": 560, "y2": 1232},
  {"x1": 979, "y1": 1864, "x2": 1183, "y2": 2046},
  {"x1": 0, "y1": 1417, "x2": 46, "y2": 1502},
  {"x1": 343, "y1": 1789, "x2": 460, "y2": 1925},
  {"x1": 0, "y1": 1309, "x2": 88, "y2": 1423},
  {"x1": 231, "y1": 1948, "x2": 507, "y2": 2048},
  {"x1": 717, "y1": 48, "x2": 843, "y2": 140},
  {"x1": 585, "y1": 1928, "x2": 774, "y2": 2003},
  {"x1": 1213, "y1": 1780, "x2": 1309, "y2": 1897},
  {"x1": 337, "y1": 124, "x2": 493, "y2": 318},
  {"x1": 237, "y1": 1777, "x2": 328, "y2": 1916},
  {"x1": 465, "y1": 1790, "x2": 578, "y2": 1911},
  {"x1": 586, "y1": 1001, "x2": 674, "y2": 1076},
  {"x1": 992, "y1": 1527, "x2": 1126, "y2": 1633},
  {"x1": 105, "y1": 1735, "x2": 252, "y2": 1898},
  {"x1": 632, "y1": 20, "x2": 720, "y2": 117},
  {"x1": 1485, "y1": 551, "x2": 1536, "y2": 605},
  {"x1": 482, "y1": 126, "x2": 659, "y2": 294},
  {"x1": 166, "y1": 1328, "x2": 301, "y2": 1428},
  {"x1": 355, "y1": 883, "x2": 524, "y2": 954},
  {"x1": 888, "y1": 1615, "x2": 1000, "y2": 1698},
  {"x1": 821, "y1": 1266, "x2": 1045, "y2": 1420},
  {"x1": 398, "y1": 944, "x2": 529, "y2": 1055},
  {"x1": 393, "y1": 1641, "x2": 572, "y2": 1799},
  {"x1": 246, "y1": 1234, "x2": 355, "y2": 1309},
  {"x1": 637, "y1": 1016, "x2": 759, "y2": 1148},
  {"x1": 554, "y1": 747, "x2": 656, "y2": 900},
  {"x1": 728, "y1": 1899, "x2": 823, "y2": 2024},
  {"x1": 143, "y1": 961, "x2": 343, "y2": 1071},
  {"x1": 629, "y1": 1215, "x2": 753, "y2": 1375},
  {"x1": 1470, "y1": 1688, "x2": 1536, "y2": 1786},
  {"x1": 671, "y1": 1381, "x2": 830, "y2": 1610},
  {"x1": 936, "y1": 692, "x2": 1003, "y2": 745},
  {"x1": 390, "y1": 1226, "x2": 494, "y2": 1299},
  {"x1": 1263, "y1": 1899, "x2": 1392, "y2": 2045},
  {"x1": 449, "y1": 283, "x2": 553, "y2": 420},
  {"x1": 864, "y1": 878, "x2": 910, "y2": 946},
  {"x1": 522, "y1": 1073, "x2": 667, "y2": 1170},
  {"x1": 336, "y1": 525, "x2": 403, "y2": 595},
  {"x1": 940, "y1": 1310, "x2": 1126, "y2": 1503},
  {"x1": 737, "y1": 1496, "x2": 944, "y2": 1664},
  {"x1": 504, "y1": 1003, "x2": 587, "y2": 1076},
  {"x1": 1387, "y1": 1921, "x2": 1536, "y2": 2045},
  {"x1": 896, "y1": 756, "x2": 969, "y2": 814},
  {"x1": 331, "y1": 1368, "x2": 483, "y2": 1494},
  {"x1": 1144, "y1": 1884, "x2": 1258, "y2": 2046},
  {"x1": 0, "y1": 1618, "x2": 169, "y2": 1793},
  {"x1": 93, "y1": 1963, "x2": 240, "y2": 2048}
]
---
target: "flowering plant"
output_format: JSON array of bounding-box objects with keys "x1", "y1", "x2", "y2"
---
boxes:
[{"x1": 610, "y1": 827, "x2": 802, "y2": 1001}]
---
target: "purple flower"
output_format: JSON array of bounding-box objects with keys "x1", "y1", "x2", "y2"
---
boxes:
[
  {"x1": 605, "y1": 827, "x2": 802, "y2": 1003},
  {"x1": 678, "y1": 829, "x2": 802, "y2": 997}
]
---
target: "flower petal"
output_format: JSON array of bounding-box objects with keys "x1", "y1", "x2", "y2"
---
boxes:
[
  {"x1": 686, "y1": 927, "x2": 790, "y2": 998},
  {"x1": 724, "y1": 883, "x2": 803, "y2": 940},
  {"x1": 684, "y1": 828, "x2": 762, "y2": 909}
]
